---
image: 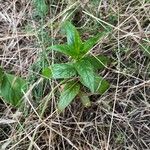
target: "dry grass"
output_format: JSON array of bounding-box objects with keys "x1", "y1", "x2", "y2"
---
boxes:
[{"x1": 0, "y1": 0, "x2": 150, "y2": 150}]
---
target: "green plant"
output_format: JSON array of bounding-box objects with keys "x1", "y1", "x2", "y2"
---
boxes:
[
  {"x1": 42, "y1": 21, "x2": 110, "y2": 111},
  {"x1": 33, "y1": 0, "x2": 48, "y2": 18},
  {"x1": 0, "y1": 68, "x2": 27, "y2": 107},
  {"x1": 140, "y1": 40, "x2": 150, "y2": 57}
]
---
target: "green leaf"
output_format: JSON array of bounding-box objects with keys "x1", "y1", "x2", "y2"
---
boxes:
[
  {"x1": 85, "y1": 55, "x2": 110, "y2": 70},
  {"x1": 62, "y1": 21, "x2": 82, "y2": 53},
  {"x1": 58, "y1": 81, "x2": 80, "y2": 111},
  {"x1": 79, "y1": 92, "x2": 91, "y2": 107},
  {"x1": 0, "y1": 73, "x2": 27, "y2": 107},
  {"x1": 42, "y1": 67, "x2": 52, "y2": 78},
  {"x1": 94, "y1": 75, "x2": 110, "y2": 94},
  {"x1": 0, "y1": 67, "x2": 4, "y2": 83},
  {"x1": 140, "y1": 43, "x2": 150, "y2": 57},
  {"x1": 33, "y1": 0, "x2": 48, "y2": 17},
  {"x1": 75, "y1": 59, "x2": 95, "y2": 92},
  {"x1": 51, "y1": 63, "x2": 77, "y2": 79},
  {"x1": 50, "y1": 44, "x2": 76, "y2": 58},
  {"x1": 81, "y1": 32, "x2": 107, "y2": 55}
]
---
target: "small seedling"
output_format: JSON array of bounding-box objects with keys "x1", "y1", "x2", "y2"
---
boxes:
[
  {"x1": 0, "y1": 68, "x2": 27, "y2": 107},
  {"x1": 42, "y1": 21, "x2": 110, "y2": 111}
]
